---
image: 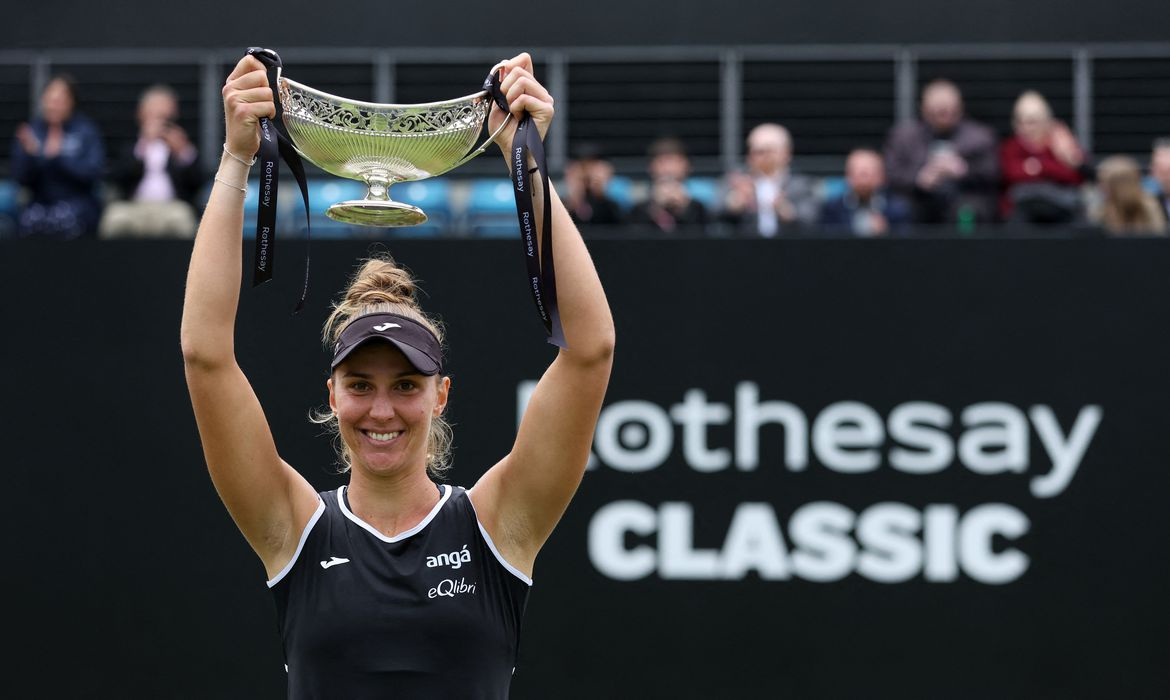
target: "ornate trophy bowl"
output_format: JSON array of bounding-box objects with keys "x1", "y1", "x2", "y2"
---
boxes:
[{"x1": 278, "y1": 76, "x2": 506, "y2": 226}]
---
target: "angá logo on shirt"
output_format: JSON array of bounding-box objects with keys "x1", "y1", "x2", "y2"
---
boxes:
[{"x1": 427, "y1": 544, "x2": 471, "y2": 570}]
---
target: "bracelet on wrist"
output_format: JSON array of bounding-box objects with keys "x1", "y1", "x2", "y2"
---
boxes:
[
  {"x1": 222, "y1": 143, "x2": 257, "y2": 167},
  {"x1": 214, "y1": 175, "x2": 247, "y2": 193}
]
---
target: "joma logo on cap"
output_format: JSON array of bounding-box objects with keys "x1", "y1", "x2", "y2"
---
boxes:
[{"x1": 373, "y1": 322, "x2": 401, "y2": 332}]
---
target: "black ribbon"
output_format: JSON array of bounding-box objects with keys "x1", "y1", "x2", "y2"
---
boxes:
[
  {"x1": 485, "y1": 71, "x2": 567, "y2": 349},
  {"x1": 246, "y1": 47, "x2": 312, "y2": 313}
]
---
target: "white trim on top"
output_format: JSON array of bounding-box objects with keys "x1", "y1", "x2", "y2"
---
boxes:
[
  {"x1": 464, "y1": 489, "x2": 534, "y2": 586},
  {"x1": 266, "y1": 497, "x2": 327, "y2": 588},
  {"x1": 338, "y1": 484, "x2": 452, "y2": 543}
]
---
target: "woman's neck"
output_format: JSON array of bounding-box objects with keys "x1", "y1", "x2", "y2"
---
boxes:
[{"x1": 346, "y1": 466, "x2": 440, "y2": 537}]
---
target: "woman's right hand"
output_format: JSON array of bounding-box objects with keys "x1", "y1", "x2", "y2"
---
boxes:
[{"x1": 221, "y1": 55, "x2": 275, "y2": 160}]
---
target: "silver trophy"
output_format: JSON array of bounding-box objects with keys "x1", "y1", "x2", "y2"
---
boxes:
[{"x1": 278, "y1": 73, "x2": 510, "y2": 226}]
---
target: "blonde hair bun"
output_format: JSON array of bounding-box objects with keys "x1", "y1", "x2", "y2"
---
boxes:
[{"x1": 322, "y1": 255, "x2": 444, "y2": 348}]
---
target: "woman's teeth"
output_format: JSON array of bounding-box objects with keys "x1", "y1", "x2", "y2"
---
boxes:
[{"x1": 366, "y1": 431, "x2": 401, "y2": 442}]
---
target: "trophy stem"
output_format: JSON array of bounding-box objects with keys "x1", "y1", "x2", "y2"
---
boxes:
[
  {"x1": 365, "y1": 171, "x2": 393, "y2": 202},
  {"x1": 325, "y1": 171, "x2": 429, "y2": 227}
]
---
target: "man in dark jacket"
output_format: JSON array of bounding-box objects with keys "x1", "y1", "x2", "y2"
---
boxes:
[
  {"x1": 629, "y1": 137, "x2": 709, "y2": 235},
  {"x1": 820, "y1": 149, "x2": 911, "y2": 237},
  {"x1": 884, "y1": 80, "x2": 999, "y2": 225}
]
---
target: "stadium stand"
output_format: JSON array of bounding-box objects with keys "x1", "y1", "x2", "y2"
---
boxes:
[{"x1": 3, "y1": 44, "x2": 1170, "y2": 237}]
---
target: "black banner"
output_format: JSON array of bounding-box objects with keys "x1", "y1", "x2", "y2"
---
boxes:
[{"x1": 4, "y1": 238, "x2": 1168, "y2": 698}]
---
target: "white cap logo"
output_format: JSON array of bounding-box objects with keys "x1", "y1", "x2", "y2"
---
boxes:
[{"x1": 373, "y1": 323, "x2": 401, "y2": 332}]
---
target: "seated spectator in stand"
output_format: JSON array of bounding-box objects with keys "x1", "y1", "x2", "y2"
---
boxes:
[
  {"x1": 1089, "y1": 155, "x2": 1167, "y2": 236},
  {"x1": 10, "y1": 74, "x2": 105, "y2": 239},
  {"x1": 629, "y1": 137, "x2": 708, "y2": 235},
  {"x1": 884, "y1": 79, "x2": 998, "y2": 225},
  {"x1": 999, "y1": 91, "x2": 1088, "y2": 224},
  {"x1": 820, "y1": 148, "x2": 911, "y2": 237},
  {"x1": 563, "y1": 142, "x2": 624, "y2": 226},
  {"x1": 101, "y1": 85, "x2": 204, "y2": 238},
  {"x1": 721, "y1": 123, "x2": 818, "y2": 237},
  {"x1": 1150, "y1": 138, "x2": 1170, "y2": 221}
]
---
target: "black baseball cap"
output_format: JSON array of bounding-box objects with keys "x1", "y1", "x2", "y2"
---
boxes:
[{"x1": 330, "y1": 312, "x2": 444, "y2": 376}]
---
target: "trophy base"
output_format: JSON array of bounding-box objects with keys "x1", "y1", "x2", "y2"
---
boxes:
[{"x1": 326, "y1": 200, "x2": 429, "y2": 227}]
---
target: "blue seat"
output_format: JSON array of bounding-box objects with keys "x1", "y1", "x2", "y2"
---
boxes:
[
  {"x1": 685, "y1": 177, "x2": 719, "y2": 209},
  {"x1": 243, "y1": 180, "x2": 260, "y2": 215},
  {"x1": 305, "y1": 179, "x2": 368, "y2": 239},
  {"x1": 0, "y1": 180, "x2": 19, "y2": 238},
  {"x1": 607, "y1": 176, "x2": 635, "y2": 211},
  {"x1": 820, "y1": 176, "x2": 848, "y2": 202},
  {"x1": 466, "y1": 179, "x2": 519, "y2": 238},
  {"x1": 393, "y1": 179, "x2": 452, "y2": 238}
]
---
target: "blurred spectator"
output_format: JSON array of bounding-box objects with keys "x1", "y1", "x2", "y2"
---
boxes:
[
  {"x1": 100, "y1": 85, "x2": 203, "y2": 238},
  {"x1": 10, "y1": 74, "x2": 105, "y2": 239},
  {"x1": 999, "y1": 90, "x2": 1088, "y2": 224},
  {"x1": 1150, "y1": 138, "x2": 1170, "y2": 221},
  {"x1": 721, "y1": 123, "x2": 817, "y2": 237},
  {"x1": 820, "y1": 148, "x2": 911, "y2": 237},
  {"x1": 1089, "y1": 155, "x2": 1166, "y2": 235},
  {"x1": 563, "y1": 142, "x2": 624, "y2": 226},
  {"x1": 629, "y1": 137, "x2": 708, "y2": 235},
  {"x1": 884, "y1": 79, "x2": 998, "y2": 225}
]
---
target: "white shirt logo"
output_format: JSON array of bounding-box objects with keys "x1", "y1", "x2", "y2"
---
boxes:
[
  {"x1": 373, "y1": 323, "x2": 401, "y2": 332},
  {"x1": 428, "y1": 577, "x2": 477, "y2": 599},
  {"x1": 426, "y1": 544, "x2": 472, "y2": 570},
  {"x1": 320, "y1": 556, "x2": 350, "y2": 569}
]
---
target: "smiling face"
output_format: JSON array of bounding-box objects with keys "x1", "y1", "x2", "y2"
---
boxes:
[{"x1": 328, "y1": 342, "x2": 449, "y2": 478}]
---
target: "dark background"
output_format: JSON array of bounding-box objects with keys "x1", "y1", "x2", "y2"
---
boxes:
[
  {"x1": 5, "y1": 0, "x2": 1170, "y2": 49},
  {"x1": 4, "y1": 238, "x2": 1168, "y2": 698}
]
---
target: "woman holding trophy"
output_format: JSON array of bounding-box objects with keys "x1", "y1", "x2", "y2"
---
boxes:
[{"x1": 181, "y1": 52, "x2": 614, "y2": 697}]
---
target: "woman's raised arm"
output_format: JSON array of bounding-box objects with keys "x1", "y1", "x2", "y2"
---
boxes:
[
  {"x1": 181, "y1": 55, "x2": 319, "y2": 579},
  {"x1": 469, "y1": 54, "x2": 617, "y2": 577}
]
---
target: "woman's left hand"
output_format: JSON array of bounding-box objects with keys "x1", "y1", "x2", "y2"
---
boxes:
[{"x1": 488, "y1": 53, "x2": 554, "y2": 153}]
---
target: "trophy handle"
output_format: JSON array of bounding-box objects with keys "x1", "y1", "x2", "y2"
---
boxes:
[{"x1": 429, "y1": 111, "x2": 515, "y2": 177}]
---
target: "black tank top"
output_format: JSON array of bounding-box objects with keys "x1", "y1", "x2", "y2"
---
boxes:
[{"x1": 268, "y1": 484, "x2": 531, "y2": 699}]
